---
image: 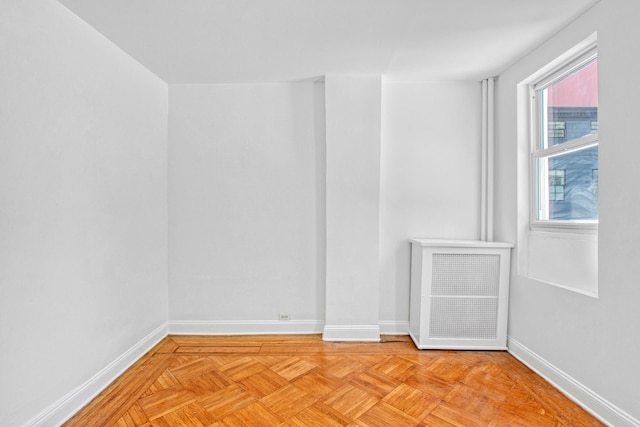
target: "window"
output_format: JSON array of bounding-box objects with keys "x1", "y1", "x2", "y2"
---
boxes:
[
  {"x1": 518, "y1": 36, "x2": 599, "y2": 297},
  {"x1": 531, "y1": 47, "x2": 598, "y2": 227}
]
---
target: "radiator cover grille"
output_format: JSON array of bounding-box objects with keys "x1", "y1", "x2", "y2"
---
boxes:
[
  {"x1": 432, "y1": 253, "x2": 500, "y2": 296},
  {"x1": 429, "y1": 297, "x2": 498, "y2": 339},
  {"x1": 429, "y1": 253, "x2": 501, "y2": 340}
]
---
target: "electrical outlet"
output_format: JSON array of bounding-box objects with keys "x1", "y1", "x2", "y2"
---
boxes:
[{"x1": 278, "y1": 313, "x2": 290, "y2": 321}]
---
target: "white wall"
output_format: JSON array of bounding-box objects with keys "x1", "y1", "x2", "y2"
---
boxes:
[
  {"x1": 495, "y1": 0, "x2": 640, "y2": 423},
  {"x1": 323, "y1": 75, "x2": 382, "y2": 341},
  {"x1": 0, "y1": 1, "x2": 168, "y2": 425},
  {"x1": 168, "y1": 80, "x2": 484, "y2": 338},
  {"x1": 379, "y1": 82, "x2": 482, "y2": 326},
  {"x1": 168, "y1": 83, "x2": 324, "y2": 328}
]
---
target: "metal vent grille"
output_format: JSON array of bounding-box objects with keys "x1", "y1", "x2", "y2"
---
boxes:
[
  {"x1": 432, "y1": 254, "x2": 500, "y2": 296},
  {"x1": 429, "y1": 253, "x2": 501, "y2": 340},
  {"x1": 429, "y1": 297, "x2": 498, "y2": 339}
]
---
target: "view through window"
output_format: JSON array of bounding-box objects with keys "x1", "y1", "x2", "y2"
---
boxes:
[{"x1": 532, "y1": 54, "x2": 598, "y2": 224}]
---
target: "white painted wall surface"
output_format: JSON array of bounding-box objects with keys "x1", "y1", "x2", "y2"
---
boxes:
[
  {"x1": 379, "y1": 82, "x2": 482, "y2": 325},
  {"x1": 495, "y1": 0, "x2": 640, "y2": 423},
  {"x1": 323, "y1": 75, "x2": 382, "y2": 341},
  {"x1": 168, "y1": 83, "x2": 323, "y2": 325},
  {"x1": 0, "y1": 1, "x2": 168, "y2": 425}
]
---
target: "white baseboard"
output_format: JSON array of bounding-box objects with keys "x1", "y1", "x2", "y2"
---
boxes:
[
  {"x1": 168, "y1": 320, "x2": 324, "y2": 335},
  {"x1": 508, "y1": 336, "x2": 640, "y2": 427},
  {"x1": 169, "y1": 320, "x2": 406, "y2": 341},
  {"x1": 379, "y1": 320, "x2": 409, "y2": 335},
  {"x1": 26, "y1": 322, "x2": 168, "y2": 427},
  {"x1": 322, "y1": 324, "x2": 381, "y2": 342}
]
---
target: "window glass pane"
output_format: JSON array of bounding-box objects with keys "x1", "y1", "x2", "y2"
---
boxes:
[
  {"x1": 539, "y1": 60, "x2": 598, "y2": 148},
  {"x1": 537, "y1": 146, "x2": 598, "y2": 220}
]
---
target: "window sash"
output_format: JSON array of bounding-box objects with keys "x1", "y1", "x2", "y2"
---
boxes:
[
  {"x1": 533, "y1": 46, "x2": 597, "y2": 92},
  {"x1": 532, "y1": 133, "x2": 598, "y2": 160},
  {"x1": 532, "y1": 142, "x2": 598, "y2": 224}
]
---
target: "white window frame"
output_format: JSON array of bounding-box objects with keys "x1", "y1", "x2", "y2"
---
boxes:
[{"x1": 529, "y1": 45, "x2": 598, "y2": 232}]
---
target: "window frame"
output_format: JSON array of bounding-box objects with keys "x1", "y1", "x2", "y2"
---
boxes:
[{"x1": 529, "y1": 45, "x2": 599, "y2": 232}]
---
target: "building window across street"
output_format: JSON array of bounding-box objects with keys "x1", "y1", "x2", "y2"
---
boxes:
[{"x1": 549, "y1": 169, "x2": 566, "y2": 201}]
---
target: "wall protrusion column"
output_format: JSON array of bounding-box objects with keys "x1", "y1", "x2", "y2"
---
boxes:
[{"x1": 323, "y1": 75, "x2": 382, "y2": 341}]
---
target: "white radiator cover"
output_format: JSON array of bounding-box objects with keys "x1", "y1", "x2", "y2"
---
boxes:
[{"x1": 409, "y1": 239, "x2": 513, "y2": 350}]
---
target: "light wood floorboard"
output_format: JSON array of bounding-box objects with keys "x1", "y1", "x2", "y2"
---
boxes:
[{"x1": 64, "y1": 335, "x2": 604, "y2": 426}]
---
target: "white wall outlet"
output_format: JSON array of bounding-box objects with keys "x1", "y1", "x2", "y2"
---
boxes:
[{"x1": 278, "y1": 313, "x2": 290, "y2": 321}]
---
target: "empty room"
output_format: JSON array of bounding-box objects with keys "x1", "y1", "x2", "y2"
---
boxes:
[{"x1": 1, "y1": 0, "x2": 639, "y2": 425}]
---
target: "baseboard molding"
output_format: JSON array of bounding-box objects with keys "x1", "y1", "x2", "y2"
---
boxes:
[
  {"x1": 26, "y1": 322, "x2": 168, "y2": 427},
  {"x1": 508, "y1": 336, "x2": 640, "y2": 427},
  {"x1": 322, "y1": 324, "x2": 381, "y2": 342},
  {"x1": 168, "y1": 320, "x2": 403, "y2": 340},
  {"x1": 168, "y1": 320, "x2": 324, "y2": 335},
  {"x1": 379, "y1": 320, "x2": 409, "y2": 335}
]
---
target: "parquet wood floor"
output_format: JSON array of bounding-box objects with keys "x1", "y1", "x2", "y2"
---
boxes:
[{"x1": 64, "y1": 335, "x2": 604, "y2": 426}]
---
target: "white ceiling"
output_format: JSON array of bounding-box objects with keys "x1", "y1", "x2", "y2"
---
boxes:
[{"x1": 58, "y1": 0, "x2": 599, "y2": 84}]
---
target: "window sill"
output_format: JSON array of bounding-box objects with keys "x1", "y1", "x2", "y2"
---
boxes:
[
  {"x1": 525, "y1": 275, "x2": 599, "y2": 298},
  {"x1": 530, "y1": 220, "x2": 597, "y2": 234},
  {"x1": 524, "y1": 228, "x2": 598, "y2": 296}
]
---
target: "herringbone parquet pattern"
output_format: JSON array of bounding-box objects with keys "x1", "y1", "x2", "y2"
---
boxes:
[{"x1": 64, "y1": 335, "x2": 604, "y2": 426}]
